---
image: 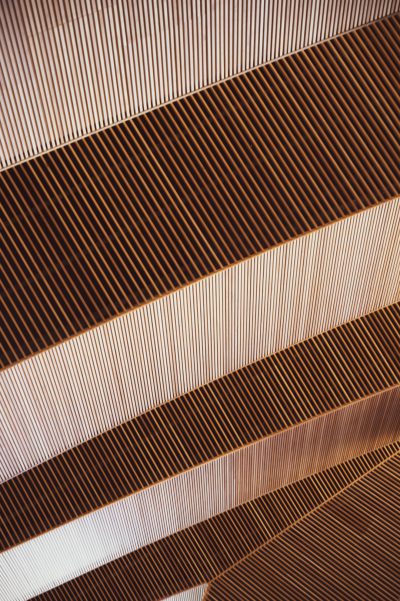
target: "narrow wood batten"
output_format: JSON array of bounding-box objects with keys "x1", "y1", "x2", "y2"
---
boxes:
[
  {"x1": 2, "y1": 13, "x2": 400, "y2": 370},
  {"x1": 32, "y1": 445, "x2": 400, "y2": 601},
  {"x1": 205, "y1": 450, "x2": 400, "y2": 601},
  {"x1": 165, "y1": 587, "x2": 207, "y2": 601}
]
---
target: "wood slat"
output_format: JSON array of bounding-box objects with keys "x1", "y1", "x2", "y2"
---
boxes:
[
  {"x1": 2, "y1": 302, "x2": 400, "y2": 550},
  {"x1": 206, "y1": 450, "x2": 400, "y2": 600},
  {"x1": 2, "y1": 197, "x2": 400, "y2": 483},
  {"x1": 31, "y1": 445, "x2": 400, "y2": 601}
]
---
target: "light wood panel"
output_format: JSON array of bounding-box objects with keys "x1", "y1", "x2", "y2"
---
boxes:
[{"x1": 164, "y1": 587, "x2": 207, "y2": 601}]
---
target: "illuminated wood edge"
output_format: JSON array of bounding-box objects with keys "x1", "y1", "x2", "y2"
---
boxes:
[
  {"x1": 1, "y1": 387, "x2": 400, "y2": 600},
  {"x1": 204, "y1": 449, "x2": 400, "y2": 600},
  {"x1": 32, "y1": 444, "x2": 400, "y2": 601},
  {"x1": 164, "y1": 586, "x2": 207, "y2": 601},
  {"x1": 2, "y1": 0, "x2": 398, "y2": 168}
]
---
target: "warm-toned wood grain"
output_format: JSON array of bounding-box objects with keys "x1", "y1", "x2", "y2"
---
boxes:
[
  {"x1": 1, "y1": 14, "x2": 399, "y2": 369},
  {"x1": 2, "y1": 0, "x2": 398, "y2": 168}
]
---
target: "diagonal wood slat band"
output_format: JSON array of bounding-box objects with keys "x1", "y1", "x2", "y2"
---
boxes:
[
  {"x1": 1, "y1": 0, "x2": 399, "y2": 168},
  {"x1": 2, "y1": 392, "x2": 400, "y2": 600},
  {"x1": 1, "y1": 13, "x2": 400, "y2": 369},
  {"x1": 31, "y1": 444, "x2": 400, "y2": 601},
  {"x1": 205, "y1": 450, "x2": 400, "y2": 600},
  {"x1": 1, "y1": 302, "x2": 400, "y2": 550},
  {"x1": 2, "y1": 197, "x2": 400, "y2": 484}
]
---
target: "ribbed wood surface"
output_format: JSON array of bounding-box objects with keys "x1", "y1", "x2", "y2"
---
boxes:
[
  {"x1": 164, "y1": 587, "x2": 207, "y2": 601},
  {"x1": 31, "y1": 444, "x2": 400, "y2": 601},
  {"x1": 1, "y1": 302, "x2": 399, "y2": 551},
  {"x1": 2, "y1": 197, "x2": 400, "y2": 484},
  {"x1": 2, "y1": 8, "x2": 400, "y2": 601},
  {"x1": 3, "y1": 388, "x2": 400, "y2": 600},
  {"x1": 1, "y1": 0, "x2": 398, "y2": 168},
  {"x1": 206, "y1": 450, "x2": 400, "y2": 600},
  {"x1": 1, "y1": 13, "x2": 400, "y2": 369}
]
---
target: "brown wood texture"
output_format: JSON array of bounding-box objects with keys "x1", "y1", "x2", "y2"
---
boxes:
[
  {"x1": 2, "y1": 0, "x2": 399, "y2": 168},
  {"x1": 1, "y1": 14, "x2": 399, "y2": 369},
  {"x1": 32, "y1": 443, "x2": 400, "y2": 601},
  {"x1": 205, "y1": 449, "x2": 400, "y2": 601},
  {"x1": 1, "y1": 302, "x2": 399, "y2": 551},
  {"x1": 1, "y1": 9, "x2": 400, "y2": 601}
]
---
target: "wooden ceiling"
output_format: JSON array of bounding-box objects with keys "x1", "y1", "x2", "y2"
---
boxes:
[
  {"x1": 2, "y1": 10, "x2": 400, "y2": 369},
  {"x1": 2, "y1": 0, "x2": 399, "y2": 168},
  {"x1": 0, "y1": 2, "x2": 399, "y2": 600}
]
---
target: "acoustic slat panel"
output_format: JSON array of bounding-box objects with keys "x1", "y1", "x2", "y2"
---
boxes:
[
  {"x1": 1, "y1": 8, "x2": 400, "y2": 601},
  {"x1": 1, "y1": 388, "x2": 400, "y2": 600},
  {"x1": 1, "y1": 302, "x2": 400, "y2": 550},
  {"x1": 206, "y1": 450, "x2": 400, "y2": 600},
  {"x1": 32, "y1": 444, "x2": 400, "y2": 601},
  {"x1": 1, "y1": 13, "x2": 400, "y2": 368},
  {"x1": 1, "y1": 0, "x2": 399, "y2": 168},
  {"x1": 2, "y1": 198, "x2": 400, "y2": 484}
]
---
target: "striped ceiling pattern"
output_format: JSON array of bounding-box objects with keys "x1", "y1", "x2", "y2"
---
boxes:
[
  {"x1": 206, "y1": 449, "x2": 400, "y2": 601},
  {"x1": 2, "y1": 10, "x2": 400, "y2": 370},
  {"x1": 1, "y1": 0, "x2": 399, "y2": 168},
  {"x1": 1, "y1": 4, "x2": 400, "y2": 601},
  {"x1": 26, "y1": 444, "x2": 400, "y2": 600}
]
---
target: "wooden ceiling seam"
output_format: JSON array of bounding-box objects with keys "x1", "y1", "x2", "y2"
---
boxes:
[{"x1": 202, "y1": 445, "x2": 400, "y2": 600}]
